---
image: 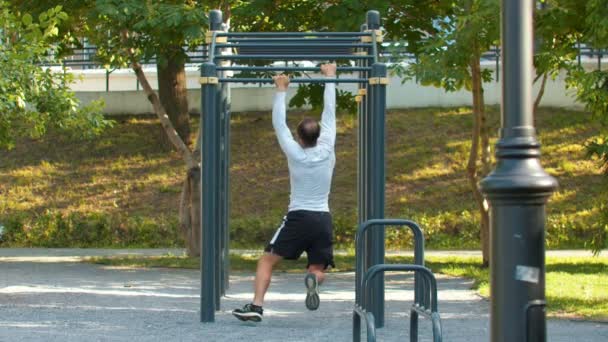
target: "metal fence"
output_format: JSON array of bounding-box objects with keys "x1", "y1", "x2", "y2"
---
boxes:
[{"x1": 49, "y1": 43, "x2": 606, "y2": 92}]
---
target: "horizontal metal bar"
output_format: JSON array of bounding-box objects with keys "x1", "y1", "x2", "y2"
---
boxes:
[
  {"x1": 216, "y1": 66, "x2": 371, "y2": 72},
  {"x1": 220, "y1": 32, "x2": 371, "y2": 37},
  {"x1": 226, "y1": 38, "x2": 362, "y2": 43},
  {"x1": 233, "y1": 50, "x2": 355, "y2": 55},
  {"x1": 215, "y1": 55, "x2": 373, "y2": 60},
  {"x1": 216, "y1": 43, "x2": 372, "y2": 48},
  {"x1": 62, "y1": 61, "x2": 99, "y2": 65},
  {"x1": 218, "y1": 78, "x2": 368, "y2": 84}
]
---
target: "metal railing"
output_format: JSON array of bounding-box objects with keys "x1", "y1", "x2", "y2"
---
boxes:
[
  {"x1": 47, "y1": 43, "x2": 606, "y2": 92},
  {"x1": 353, "y1": 219, "x2": 443, "y2": 342}
]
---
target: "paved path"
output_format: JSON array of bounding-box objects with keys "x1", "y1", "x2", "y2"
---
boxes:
[
  {"x1": 1, "y1": 252, "x2": 606, "y2": 341},
  {"x1": 0, "y1": 248, "x2": 605, "y2": 262}
]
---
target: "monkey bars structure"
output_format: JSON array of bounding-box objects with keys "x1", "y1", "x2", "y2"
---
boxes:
[{"x1": 199, "y1": 9, "x2": 388, "y2": 323}]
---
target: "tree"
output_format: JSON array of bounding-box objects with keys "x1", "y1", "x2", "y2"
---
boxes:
[
  {"x1": 230, "y1": 1, "x2": 447, "y2": 111},
  {"x1": 564, "y1": 0, "x2": 608, "y2": 253},
  {"x1": 566, "y1": 0, "x2": 608, "y2": 172},
  {"x1": 85, "y1": 0, "x2": 221, "y2": 256},
  {"x1": 391, "y1": 0, "x2": 500, "y2": 266},
  {"x1": 9, "y1": 0, "x2": 231, "y2": 256},
  {"x1": 533, "y1": 1, "x2": 587, "y2": 118},
  {"x1": 0, "y1": 1, "x2": 109, "y2": 150}
]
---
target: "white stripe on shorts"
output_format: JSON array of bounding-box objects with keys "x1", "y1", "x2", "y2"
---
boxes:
[{"x1": 269, "y1": 216, "x2": 287, "y2": 245}]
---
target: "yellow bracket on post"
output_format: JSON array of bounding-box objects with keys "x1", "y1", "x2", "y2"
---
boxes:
[
  {"x1": 368, "y1": 77, "x2": 389, "y2": 85},
  {"x1": 353, "y1": 51, "x2": 368, "y2": 56},
  {"x1": 199, "y1": 77, "x2": 219, "y2": 85},
  {"x1": 355, "y1": 89, "x2": 368, "y2": 102},
  {"x1": 205, "y1": 31, "x2": 228, "y2": 44},
  {"x1": 361, "y1": 30, "x2": 384, "y2": 43}
]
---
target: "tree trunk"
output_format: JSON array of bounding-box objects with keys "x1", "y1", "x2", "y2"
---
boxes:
[
  {"x1": 130, "y1": 59, "x2": 200, "y2": 256},
  {"x1": 122, "y1": 31, "x2": 200, "y2": 256},
  {"x1": 157, "y1": 56, "x2": 191, "y2": 146},
  {"x1": 180, "y1": 166, "x2": 201, "y2": 256},
  {"x1": 470, "y1": 55, "x2": 491, "y2": 267},
  {"x1": 534, "y1": 72, "x2": 549, "y2": 122},
  {"x1": 131, "y1": 62, "x2": 195, "y2": 169}
]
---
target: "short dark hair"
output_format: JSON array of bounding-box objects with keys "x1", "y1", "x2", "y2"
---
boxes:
[{"x1": 297, "y1": 117, "x2": 320, "y2": 148}]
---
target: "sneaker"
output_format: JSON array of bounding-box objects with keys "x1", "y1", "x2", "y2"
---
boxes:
[
  {"x1": 232, "y1": 303, "x2": 263, "y2": 322},
  {"x1": 304, "y1": 273, "x2": 320, "y2": 310}
]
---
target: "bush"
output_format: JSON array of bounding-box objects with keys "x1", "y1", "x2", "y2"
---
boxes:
[
  {"x1": 227, "y1": 209, "x2": 482, "y2": 250},
  {"x1": 0, "y1": 210, "x2": 182, "y2": 248},
  {"x1": 230, "y1": 216, "x2": 280, "y2": 248},
  {"x1": 588, "y1": 195, "x2": 608, "y2": 255},
  {"x1": 2, "y1": 206, "x2": 605, "y2": 251}
]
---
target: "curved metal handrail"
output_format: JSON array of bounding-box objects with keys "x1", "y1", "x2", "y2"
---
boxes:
[
  {"x1": 355, "y1": 219, "x2": 425, "y2": 307},
  {"x1": 354, "y1": 264, "x2": 443, "y2": 342}
]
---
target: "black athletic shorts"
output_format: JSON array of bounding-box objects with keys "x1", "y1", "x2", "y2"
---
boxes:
[{"x1": 265, "y1": 210, "x2": 335, "y2": 269}]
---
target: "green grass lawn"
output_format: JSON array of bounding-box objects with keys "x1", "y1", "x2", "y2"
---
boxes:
[
  {"x1": 89, "y1": 253, "x2": 608, "y2": 321},
  {"x1": 0, "y1": 107, "x2": 606, "y2": 249}
]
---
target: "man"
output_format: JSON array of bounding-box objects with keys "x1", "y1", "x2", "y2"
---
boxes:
[{"x1": 232, "y1": 63, "x2": 338, "y2": 322}]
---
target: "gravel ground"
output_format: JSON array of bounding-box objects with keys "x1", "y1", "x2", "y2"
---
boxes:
[{"x1": 1, "y1": 255, "x2": 606, "y2": 342}]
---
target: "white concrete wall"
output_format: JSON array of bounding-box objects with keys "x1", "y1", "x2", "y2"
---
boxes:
[{"x1": 71, "y1": 64, "x2": 587, "y2": 115}]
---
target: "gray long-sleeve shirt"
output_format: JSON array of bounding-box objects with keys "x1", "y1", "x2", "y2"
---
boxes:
[{"x1": 272, "y1": 83, "x2": 336, "y2": 212}]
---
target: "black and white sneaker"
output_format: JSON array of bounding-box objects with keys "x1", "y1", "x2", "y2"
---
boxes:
[
  {"x1": 304, "y1": 273, "x2": 320, "y2": 311},
  {"x1": 232, "y1": 303, "x2": 263, "y2": 322}
]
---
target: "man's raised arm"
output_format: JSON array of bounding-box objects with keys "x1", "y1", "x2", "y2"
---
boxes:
[
  {"x1": 272, "y1": 74, "x2": 305, "y2": 160},
  {"x1": 318, "y1": 63, "x2": 337, "y2": 148}
]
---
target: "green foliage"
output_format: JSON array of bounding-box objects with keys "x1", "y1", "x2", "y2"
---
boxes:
[
  {"x1": 231, "y1": 0, "x2": 446, "y2": 43},
  {"x1": 390, "y1": 0, "x2": 499, "y2": 91},
  {"x1": 1, "y1": 210, "x2": 181, "y2": 248},
  {"x1": 0, "y1": 1, "x2": 110, "y2": 149},
  {"x1": 289, "y1": 84, "x2": 357, "y2": 115},
  {"x1": 588, "y1": 193, "x2": 608, "y2": 254},
  {"x1": 230, "y1": 216, "x2": 279, "y2": 248},
  {"x1": 587, "y1": 137, "x2": 608, "y2": 173},
  {"x1": 534, "y1": 1, "x2": 584, "y2": 80},
  {"x1": 558, "y1": 0, "x2": 608, "y2": 175},
  {"x1": 585, "y1": 0, "x2": 608, "y2": 47},
  {"x1": 230, "y1": 1, "x2": 448, "y2": 117},
  {"x1": 405, "y1": 210, "x2": 480, "y2": 249},
  {"x1": 88, "y1": 0, "x2": 210, "y2": 67},
  {"x1": 568, "y1": 70, "x2": 608, "y2": 124}
]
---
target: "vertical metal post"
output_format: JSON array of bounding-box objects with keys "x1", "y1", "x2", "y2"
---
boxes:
[
  {"x1": 106, "y1": 69, "x2": 110, "y2": 92},
  {"x1": 364, "y1": 12, "x2": 379, "y2": 277},
  {"x1": 495, "y1": 49, "x2": 500, "y2": 82},
  {"x1": 480, "y1": 1, "x2": 558, "y2": 341},
  {"x1": 368, "y1": 62, "x2": 387, "y2": 329},
  {"x1": 364, "y1": 33, "x2": 373, "y2": 309},
  {"x1": 217, "y1": 80, "x2": 230, "y2": 299},
  {"x1": 209, "y1": 9, "x2": 224, "y2": 310},
  {"x1": 357, "y1": 21, "x2": 368, "y2": 302},
  {"x1": 364, "y1": 11, "x2": 386, "y2": 328},
  {"x1": 215, "y1": 84, "x2": 227, "y2": 310},
  {"x1": 200, "y1": 62, "x2": 219, "y2": 323},
  {"x1": 223, "y1": 81, "x2": 231, "y2": 293}
]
